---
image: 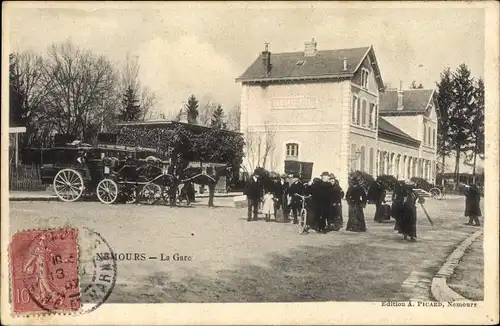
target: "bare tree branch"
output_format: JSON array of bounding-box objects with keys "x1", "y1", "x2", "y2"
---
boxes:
[
  {"x1": 226, "y1": 104, "x2": 241, "y2": 131},
  {"x1": 40, "y1": 40, "x2": 119, "y2": 140},
  {"x1": 120, "y1": 53, "x2": 158, "y2": 121}
]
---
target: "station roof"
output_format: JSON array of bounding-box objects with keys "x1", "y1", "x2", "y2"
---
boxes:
[
  {"x1": 379, "y1": 89, "x2": 435, "y2": 116},
  {"x1": 378, "y1": 117, "x2": 420, "y2": 147}
]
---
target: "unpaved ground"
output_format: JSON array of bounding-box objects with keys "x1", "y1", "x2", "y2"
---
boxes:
[
  {"x1": 9, "y1": 197, "x2": 482, "y2": 302},
  {"x1": 448, "y1": 234, "x2": 484, "y2": 300}
]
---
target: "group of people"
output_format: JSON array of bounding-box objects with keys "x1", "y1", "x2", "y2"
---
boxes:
[
  {"x1": 244, "y1": 170, "x2": 345, "y2": 233},
  {"x1": 244, "y1": 169, "x2": 483, "y2": 241},
  {"x1": 244, "y1": 169, "x2": 428, "y2": 241}
]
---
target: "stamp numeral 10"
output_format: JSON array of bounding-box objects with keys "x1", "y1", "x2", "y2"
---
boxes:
[{"x1": 16, "y1": 288, "x2": 30, "y2": 304}]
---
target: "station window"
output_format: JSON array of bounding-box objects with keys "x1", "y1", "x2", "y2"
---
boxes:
[
  {"x1": 286, "y1": 143, "x2": 299, "y2": 160},
  {"x1": 361, "y1": 68, "x2": 370, "y2": 88},
  {"x1": 369, "y1": 103, "x2": 375, "y2": 128},
  {"x1": 361, "y1": 100, "x2": 367, "y2": 126}
]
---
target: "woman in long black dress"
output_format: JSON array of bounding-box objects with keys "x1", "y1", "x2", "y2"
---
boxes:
[
  {"x1": 345, "y1": 179, "x2": 367, "y2": 232},
  {"x1": 464, "y1": 184, "x2": 482, "y2": 226},
  {"x1": 391, "y1": 181, "x2": 406, "y2": 232},
  {"x1": 398, "y1": 182, "x2": 419, "y2": 242},
  {"x1": 330, "y1": 175, "x2": 344, "y2": 231}
]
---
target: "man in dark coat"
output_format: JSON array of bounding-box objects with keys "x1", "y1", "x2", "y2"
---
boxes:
[
  {"x1": 368, "y1": 179, "x2": 385, "y2": 223},
  {"x1": 308, "y1": 171, "x2": 334, "y2": 233},
  {"x1": 464, "y1": 184, "x2": 482, "y2": 226},
  {"x1": 244, "y1": 169, "x2": 263, "y2": 221},
  {"x1": 279, "y1": 174, "x2": 290, "y2": 222},
  {"x1": 287, "y1": 173, "x2": 304, "y2": 224}
]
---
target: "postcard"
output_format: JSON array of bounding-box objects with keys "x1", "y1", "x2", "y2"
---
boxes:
[{"x1": 1, "y1": 1, "x2": 498, "y2": 325}]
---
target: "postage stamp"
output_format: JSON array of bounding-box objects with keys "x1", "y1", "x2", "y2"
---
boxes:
[
  {"x1": 10, "y1": 228, "x2": 80, "y2": 314},
  {"x1": 9, "y1": 227, "x2": 117, "y2": 316}
]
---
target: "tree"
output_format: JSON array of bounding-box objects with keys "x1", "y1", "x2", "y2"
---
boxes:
[
  {"x1": 226, "y1": 104, "x2": 241, "y2": 131},
  {"x1": 119, "y1": 85, "x2": 142, "y2": 121},
  {"x1": 410, "y1": 80, "x2": 424, "y2": 89},
  {"x1": 448, "y1": 64, "x2": 476, "y2": 184},
  {"x1": 464, "y1": 77, "x2": 484, "y2": 183},
  {"x1": 198, "y1": 99, "x2": 218, "y2": 126},
  {"x1": 120, "y1": 53, "x2": 157, "y2": 121},
  {"x1": 435, "y1": 68, "x2": 454, "y2": 177},
  {"x1": 245, "y1": 121, "x2": 276, "y2": 171},
  {"x1": 185, "y1": 95, "x2": 199, "y2": 124},
  {"x1": 173, "y1": 110, "x2": 182, "y2": 122},
  {"x1": 211, "y1": 104, "x2": 226, "y2": 129},
  {"x1": 38, "y1": 41, "x2": 119, "y2": 141},
  {"x1": 9, "y1": 52, "x2": 51, "y2": 148}
]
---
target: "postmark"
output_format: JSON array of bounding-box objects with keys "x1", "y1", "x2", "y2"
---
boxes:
[
  {"x1": 10, "y1": 228, "x2": 80, "y2": 314},
  {"x1": 77, "y1": 227, "x2": 117, "y2": 314}
]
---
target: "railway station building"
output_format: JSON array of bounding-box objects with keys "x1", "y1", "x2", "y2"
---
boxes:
[{"x1": 236, "y1": 39, "x2": 439, "y2": 191}]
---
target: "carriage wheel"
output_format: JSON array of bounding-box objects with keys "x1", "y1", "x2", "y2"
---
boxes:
[
  {"x1": 298, "y1": 209, "x2": 308, "y2": 234},
  {"x1": 429, "y1": 187, "x2": 442, "y2": 200},
  {"x1": 53, "y1": 168, "x2": 84, "y2": 202},
  {"x1": 139, "y1": 183, "x2": 162, "y2": 205},
  {"x1": 97, "y1": 179, "x2": 118, "y2": 204}
]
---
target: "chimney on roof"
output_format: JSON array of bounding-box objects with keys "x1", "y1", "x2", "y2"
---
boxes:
[
  {"x1": 397, "y1": 80, "x2": 404, "y2": 110},
  {"x1": 304, "y1": 38, "x2": 317, "y2": 57},
  {"x1": 261, "y1": 43, "x2": 271, "y2": 76},
  {"x1": 342, "y1": 57, "x2": 347, "y2": 71}
]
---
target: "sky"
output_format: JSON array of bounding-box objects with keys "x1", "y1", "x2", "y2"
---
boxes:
[{"x1": 6, "y1": 3, "x2": 485, "y2": 120}]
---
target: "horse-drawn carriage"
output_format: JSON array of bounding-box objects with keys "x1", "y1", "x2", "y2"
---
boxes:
[
  {"x1": 96, "y1": 155, "x2": 178, "y2": 205},
  {"x1": 40, "y1": 140, "x2": 228, "y2": 206},
  {"x1": 39, "y1": 141, "x2": 167, "y2": 203}
]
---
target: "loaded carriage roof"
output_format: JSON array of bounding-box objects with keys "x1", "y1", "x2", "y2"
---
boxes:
[
  {"x1": 115, "y1": 120, "x2": 242, "y2": 134},
  {"x1": 38, "y1": 144, "x2": 157, "y2": 152}
]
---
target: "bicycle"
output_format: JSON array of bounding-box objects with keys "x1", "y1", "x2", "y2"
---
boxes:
[
  {"x1": 429, "y1": 186, "x2": 445, "y2": 200},
  {"x1": 294, "y1": 194, "x2": 312, "y2": 234}
]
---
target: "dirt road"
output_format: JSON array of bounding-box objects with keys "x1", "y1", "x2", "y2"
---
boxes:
[{"x1": 9, "y1": 197, "x2": 482, "y2": 302}]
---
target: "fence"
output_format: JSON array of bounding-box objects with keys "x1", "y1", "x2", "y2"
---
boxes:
[{"x1": 9, "y1": 163, "x2": 46, "y2": 191}]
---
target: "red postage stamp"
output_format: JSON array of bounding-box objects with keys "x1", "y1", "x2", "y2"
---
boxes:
[{"x1": 10, "y1": 228, "x2": 80, "y2": 314}]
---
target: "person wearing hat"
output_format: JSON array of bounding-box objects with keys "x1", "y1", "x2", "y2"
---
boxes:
[
  {"x1": 278, "y1": 174, "x2": 290, "y2": 221},
  {"x1": 345, "y1": 177, "x2": 367, "y2": 232},
  {"x1": 244, "y1": 168, "x2": 263, "y2": 221},
  {"x1": 307, "y1": 171, "x2": 334, "y2": 233},
  {"x1": 368, "y1": 178, "x2": 386, "y2": 223},
  {"x1": 391, "y1": 180, "x2": 406, "y2": 232},
  {"x1": 397, "y1": 180, "x2": 419, "y2": 241},
  {"x1": 268, "y1": 174, "x2": 284, "y2": 221},
  {"x1": 464, "y1": 183, "x2": 481, "y2": 226},
  {"x1": 329, "y1": 174, "x2": 344, "y2": 231},
  {"x1": 287, "y1": 173, "x2": 304, "y2": 224}
]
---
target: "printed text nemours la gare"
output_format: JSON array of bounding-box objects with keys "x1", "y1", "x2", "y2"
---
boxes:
[{"x1": 96, "y1": 252, "x2": 192, "y2": 262}]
